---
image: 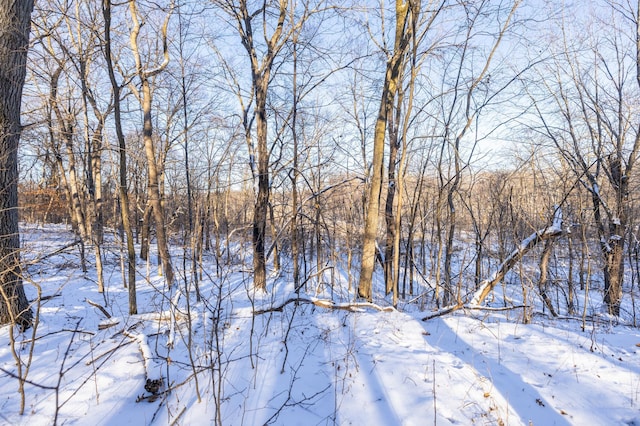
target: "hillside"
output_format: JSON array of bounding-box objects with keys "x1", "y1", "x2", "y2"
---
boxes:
[{"x1": 1, "y1": 225, "x2": 639, "y2": 425}]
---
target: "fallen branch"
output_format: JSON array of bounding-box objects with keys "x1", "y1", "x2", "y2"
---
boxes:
[
  {"x1": 466, "y1": 304, "x2": 527, "y2": 312},
  {"x1": 25, "y1": 239, "x2": 83, "y2": 265},
  {"x1": 254, "y1": 297, "x2": 395, "y2": 315},
  {"x1": 98, "y1": 318, "x2": 121, "y2": 330},
  {"x1": 421, "y1": 304, "x2": 531, "y2": 321},
  {"x1": 420, "y1": 304, "x2": 463, "y2": 321},
  {"x1": 39, "y1": 294, "x2": 61, "y2": 302},
  {"x1": 97, "y1": 309, "x2": 191, "y2": 332},
  {"x1": 85, "y1": 299, "x2": 112, "y2": 319}
]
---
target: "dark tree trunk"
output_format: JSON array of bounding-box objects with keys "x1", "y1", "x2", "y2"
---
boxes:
[
  {"x1": 384, "y1": 130, "x2": 399, "y2": 296},
  {"x1": 0, "y1": 0, "x2": 35, "y2": 329},
  {"x1": 253, "y1": 84, "x2": 269, "y2": 291},
  {"x1": 603, "y1": 225, "x2": 625, "y2": 316},
  {"x1": 140, "y1": 202, "x2": 152, "y2": 261}
]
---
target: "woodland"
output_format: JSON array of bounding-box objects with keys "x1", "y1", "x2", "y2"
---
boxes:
[{"x1": 1, "y1": 0, "x2": 640, "y2": 425}]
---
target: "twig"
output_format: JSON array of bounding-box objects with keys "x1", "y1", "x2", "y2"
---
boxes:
[
  {"x1": 16, "y1": 328, "x2": 95, "y2": 344},
  {"x1": 25, "y1": 239, "x2": 82, "y2": 265},
  {"x1": 85, "y1": 340, "x2": 134, "y2": 366},
  {"x1": 0, "y1": 367, "x2": 57, "y2": 390},
  {"x1": 466, "y1": 305, "x2": 527, "y2": 312},
  {"x1": 170, "y1": 407, "x2": 187, "y2": 426}
]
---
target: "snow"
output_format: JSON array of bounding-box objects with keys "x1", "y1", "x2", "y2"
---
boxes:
[
  {"x1": 1, "y1": 224, "x2": 640, "y2": 425},
  {"x1": 548, "y1": 206, "x2": 563, "y2": 234}
]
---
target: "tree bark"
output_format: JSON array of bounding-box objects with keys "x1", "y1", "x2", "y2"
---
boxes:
[
  {"x1": 141, "y1": 78, "x2": 174, "y2": 286},
  {"x1": 0, "y1": 0, "x2": 35, "y2": 329},
  {"x1": 253, "y1": 77, "x2": 269, "y2": 290}
]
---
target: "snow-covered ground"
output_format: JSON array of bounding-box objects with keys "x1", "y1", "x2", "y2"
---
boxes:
[{"x1": 1, "y1": 224, "x2": 639, "y2": 425}]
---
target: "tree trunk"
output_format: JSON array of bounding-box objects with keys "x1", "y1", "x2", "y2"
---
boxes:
[
  {"x1": 141, "y1": 78, "x2": 174, "y2": 286},
  {"x1": 603, "y1": 228, "x2": 625, "y2": 316},
  {"x1": 0, "y1": 0, "x2": 35, "y2": 329},
  {"x1": 50, "y1": 65, "x2": 88, "y2": 273},
  {"x1": 140, "y1": 202, "x2": 151, "y2": 261},
  {"x1": 269, "y1": 201, "x2": 280, "y2": 273},
  {"x1": 291, "y1": 37, "x2": 300, "y2": 292},
  {"x1": 538, "y1": 239, "x2": 558, "y2": 316},
  {"x1": 567, "y1": 231, "x2": 575, "y2": 314},
  {"x1": 89, "y1": 121, "x2": 105, "y2": 293},
  {"x1": 358, "y1": 0, "x2": 411, "y2": 301},
  {"x1": 253, "y1": 81, "x2": 269, "y2": 291},
  {"x1": 444, "y1": 140, "x2": 461, "y2": 306},
  {"x1": 384, "y1": 129, "x2": 399, "y2": 296},
  {"x1": 315, "y1": 198, "x2": 322, "y2": 292},
  {"x1": 128, "y1": 0, "x2": 174, "y2": 287},
  {"x1": 103, "y1": 0, "x2": 137, "y2": 312}
]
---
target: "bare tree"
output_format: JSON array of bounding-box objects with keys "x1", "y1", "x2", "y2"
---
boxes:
[
  {"x1": 218, "y1": 0, "x2": 290, "y2": 290},
  {"x1": 358, "y1": 0, "x2": 418, "y2": 301},
  {"x1": 103, "y1": 0, "x2": 138, "y2": 313},
  {"x1": 217, "y1": 0, "x2": 317, "y2": 290},
  {"x1": 531, "y1": 1, "x2": 640, "y2": 315},
  {"x1": 128, "y1": 0, "x2": 175, "y2": 286}
]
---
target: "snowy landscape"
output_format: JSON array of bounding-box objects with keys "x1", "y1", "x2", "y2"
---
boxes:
[
  {"x1": 3, "y1": 1, "x2": 640, "y2": 425},
  {"x1": 1, "y1": 224, "x2": 639, "y2": 426}
]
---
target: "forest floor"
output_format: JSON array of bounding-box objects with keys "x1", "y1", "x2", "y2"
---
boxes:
[{"x1": 1, "y1": 224, "x2": 640, "y2": 425}]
